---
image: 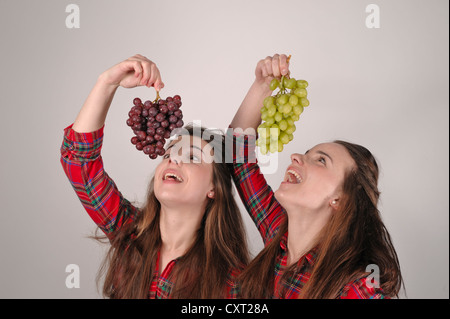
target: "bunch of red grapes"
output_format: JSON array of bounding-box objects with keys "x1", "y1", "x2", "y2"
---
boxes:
[{"x1": 126, "y1": 95, "x2": 183, "y2": 159}]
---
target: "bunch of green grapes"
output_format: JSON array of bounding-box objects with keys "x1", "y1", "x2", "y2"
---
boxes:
[{"x1": 257, "y1": 75, "x2": 309, "y2": 154}]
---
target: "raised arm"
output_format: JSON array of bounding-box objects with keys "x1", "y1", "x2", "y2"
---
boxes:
[
  {"x1": 228, "y1": 54, "x2": 290, "y2": 244},
  {"x1": 61, "y1": 54, "x2": 164, "y2": 238},
  {"x1": 229, "y1": 54, "x2": 290, "y2": 132}
]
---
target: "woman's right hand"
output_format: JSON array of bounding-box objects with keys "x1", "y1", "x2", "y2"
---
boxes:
[
  {"x1": 99, "y1": 54, "x2": 165, "y2": 90},
  {"x1": 73, "y1": 54, "x2": 164, "y2": 133},
  {"x1": 254, "y1": 54, "x2": 290, "y2": 89}
]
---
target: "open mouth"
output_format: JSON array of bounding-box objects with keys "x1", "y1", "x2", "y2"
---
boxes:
[
  {"x1": 285, "y1": 169, "x2": 302, "y2": 184},
  {"x1": 163, "y1": 172, "x2": 184, "y2": 182}
]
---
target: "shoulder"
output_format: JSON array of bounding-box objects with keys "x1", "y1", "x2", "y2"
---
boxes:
[{"x1": 338, "y1": 276, "x2": 388, "y2": 299}]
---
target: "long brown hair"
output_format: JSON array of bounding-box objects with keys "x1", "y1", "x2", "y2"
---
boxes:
[
  {"x1": 96, "y1": 125, "x2": 249, "y2": 298},
  {"x1": 238, "y1": 140, "x2": 403, "y2": 298}
]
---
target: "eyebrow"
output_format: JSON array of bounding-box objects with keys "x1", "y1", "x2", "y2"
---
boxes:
[{"x1": 305, "y1": 149, "x2": 334, "y2": 164}]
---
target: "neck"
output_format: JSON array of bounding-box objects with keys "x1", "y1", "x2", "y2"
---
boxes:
[
  {"x1": 159, "y1": 204, "x2": 204, "y2": 254},
  {"x1": 285, "y1": 208, "x2": 331, "y2": 266}
]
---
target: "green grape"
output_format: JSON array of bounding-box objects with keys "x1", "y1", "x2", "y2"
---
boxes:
[
  {"x1": 278, "y1": 119, "x2": 288, "y2": 131},
  {"x1": 300, "y1": 97, "x2": 310, "y2": 107},
  {"x1": 290, "y1": 114, "x2": 300, "y2": 121},
  {"x1": 256, "y1": 138, "x2": 263, "y2": 146},
  {"x1": 296, "y1": 80, "x2": 308, "y2": 88},
  {"x1": 258, "y1": 137, "x2": 269, "y2": 147},
  {"x1": 267, "y1": 105, "x2": 277, "y2": 117},
  {"x1": 264, "y1": 96, "x2": 275, "y2": 108},
  {"x1": 260, "y1": 105, "x2": 267, "y2": 113},
  {"x1": 270, "y1": 79, "x2": 279, "y2": 91},
  {"x1": 285, "y1": 125, "x2": 296, "y2": 135},
  {"x1": 277, "y1": 141, "x2": 284, "y2": 152},
  {"x1": 287, "y1": 118, "x2": 294, "y2": 126},
  {"x1": 293, "y1": 105, "x2": 303, "y2": 115},
  {"x1": 282, "y1": 77, "x2": 290, "y2": 88},
  {"x1": 259, "y1": 142, "x2": 269, "y2": 155},
  {"x1": 265, "y1": 116, "x2": 275, "y2": 126},
  {"x1": 288, "y1": 133, "x2": 294, "y2": 141},
  {"x1": 294, "y1": 88, "x2": 307, "y2": 98},
  {"x1": 276, "y1": 94, "x2": 288, "y2": 106},
  {"x1": 289, "y1": 95, "x2": 299, "y2": 106},
  {"x1": 270, "y1": 124, "x2": 280, "y2": 137},
  {"x1": 258, "y1": 127, "x2": 270, "y2": 139},
  {"x1": 269, "y1": 142, "x2": 278, "y2": 154},
  {"x1": 286, "y1": 78, "x2": 297, "y2": 89},
  {"x1": 261, "y1": 111, "x2": 269, "y2": 121},
  {"x1": 282, "y1": 104, "x2": 292, "y2": 114},
  {"x1": 279, "y1": 132, "x2": 289, "y2": 144},
  {"x1": 274, "y1": 112, "x2": 283, "y2": 122}
]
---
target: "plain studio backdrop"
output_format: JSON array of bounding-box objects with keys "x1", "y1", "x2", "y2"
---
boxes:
[{"x1": 0, "y1": 0, "x2": 448, "y2": 299}]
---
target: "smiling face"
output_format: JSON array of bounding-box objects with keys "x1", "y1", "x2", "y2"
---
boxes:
[
  {"x1": 274, "y1": 143, "x2": 356, "y2": 213},
  {"x1": 153, "y1": 135, "x2": 215, "y2": 209}
]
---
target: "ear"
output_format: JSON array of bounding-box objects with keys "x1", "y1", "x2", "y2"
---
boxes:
[
  {"x1": 207, "y1": 190, "x2": 215, "y2": 199},
  {"x1": 330, "y1": 198, "x2": 339, "y2": 210}
]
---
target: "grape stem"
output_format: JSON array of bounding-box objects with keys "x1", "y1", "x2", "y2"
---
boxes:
[
  {"x1": 279, "y1": 75, "x2": 289, "y2": 96},
  {"x1": 153, "y1": 90, "x2": 161, "y2": 103},
  {"x1": 277, "y1": 55, "x2": 292, "y2": 96}
]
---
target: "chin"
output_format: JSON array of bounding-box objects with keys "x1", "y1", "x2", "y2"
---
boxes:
[
  {"x1": 274, "y1": 188, "x2": 286, "y2": 206},
  {"x1": 274, "y1": 187, "x2": 299, "y2": 212}
]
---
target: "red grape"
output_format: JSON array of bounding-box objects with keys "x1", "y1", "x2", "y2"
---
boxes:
[
  {"x1": 155, "y1": 113, "x2": 165, "y2": 122},
  {"x1": 148, "y1": 107, "x2": 158, "y2": 117},
  {"x1": 169, "y1": 115, "x2": 178, "y2": 123},
  {"x1": 133, "y1": 97, "x2": 142, "y2": 106}
]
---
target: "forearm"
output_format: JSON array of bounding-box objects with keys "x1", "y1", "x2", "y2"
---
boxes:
[
  {"x1": 60, "y1": 124, "x2": 139, "y2": 238},
  {"x1": 230, "y1": 80, "x2": 271, "y2": 132},
  {"x1": 72, "y1": 74, "x2": 119, "y2": 133}
]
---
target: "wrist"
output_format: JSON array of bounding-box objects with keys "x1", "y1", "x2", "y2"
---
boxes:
[
  {"x1": 251, "y1": 79, "x2": 272, "y2": 98},
  {"x1": 97, "y1": 72, "x2": 120, "y2": 92}
]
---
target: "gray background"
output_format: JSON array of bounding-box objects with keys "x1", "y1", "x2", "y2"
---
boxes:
[{"x1": 0, "y1": 0, "x2": 448, "y2": 298}]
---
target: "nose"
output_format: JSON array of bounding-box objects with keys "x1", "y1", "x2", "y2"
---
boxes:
[
  {"x1": 168, "y1": 154, "x2": 182, "y2": 166},
  {"x1": 290, "y1": 153, "x2": 304, "y2": 165}
]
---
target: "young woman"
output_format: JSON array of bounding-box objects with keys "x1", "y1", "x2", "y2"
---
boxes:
[
  {"x1": 60, "y1": 54, "x2": 249, "y2": 298},
  {"x1": 229, "y1": 54, "x2": 403, "y2": 299}
]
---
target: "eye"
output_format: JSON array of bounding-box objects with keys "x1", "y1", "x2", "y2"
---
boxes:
[
  {"x1": 163, "y1": 153, "x2": 170, "y2": 159},
  {"x1": 190, "y1": 154, "x2": 201, "y2": 163},
  {"x1": 318, "y1": 156, "x2": 326, "y2": 165}
]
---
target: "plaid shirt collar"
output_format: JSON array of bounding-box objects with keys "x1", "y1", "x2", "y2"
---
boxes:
[{"x1": 279, "y1": 231, "x2": 318, "y2": 268}]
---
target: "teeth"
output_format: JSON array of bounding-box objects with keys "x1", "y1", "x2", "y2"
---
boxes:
[
  {"x1": 164, "y1": 173, "x2": 183, "y2": 182},
  {"x1": 287, "y1": 170, "x2": 302, "y2": 184}
]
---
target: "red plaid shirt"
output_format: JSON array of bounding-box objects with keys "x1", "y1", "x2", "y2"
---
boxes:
[
  {"x1": 229, "y1": 132, "x2": 386, "y2": 299},
  {"x1": 60, "y1": 124, "x2": 240, "y2": 298}
]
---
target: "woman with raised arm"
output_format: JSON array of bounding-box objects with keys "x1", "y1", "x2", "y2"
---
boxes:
[
  {"x1": 229, "y1": 54, "x2": 403, "y2": 299},
  {"x1": 60, "y1": 54, "x2": 249, "y2": 298}
]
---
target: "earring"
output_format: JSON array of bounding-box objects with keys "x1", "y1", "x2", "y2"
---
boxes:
[
  {"x1": 208, "y1": 192, "x2": 214, "y2": 198},
  {"x1": 331, "y1": 200, "x2": 337, "y2": 205}
]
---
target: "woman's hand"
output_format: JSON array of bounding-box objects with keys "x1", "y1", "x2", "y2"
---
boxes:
[
  {"x1": 99, "y1": 54, "x2": 165, "y2": 90},
  {"x1": 254, "y1": 54, "x2": 290, "y2": 88},
  {"x1": 230, "y1": 53, "x2": 289, "y2": 131}
]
